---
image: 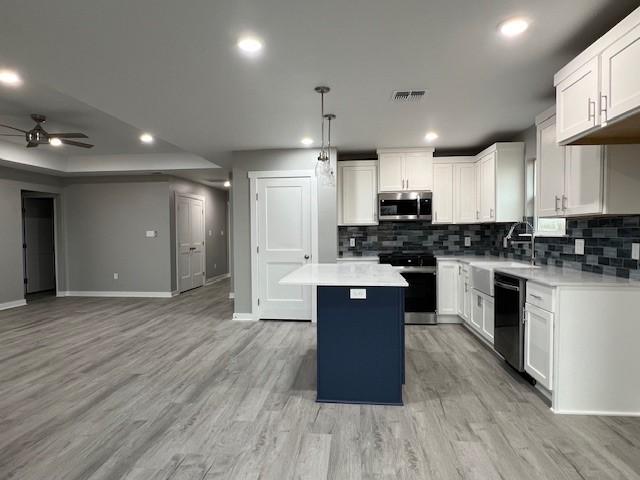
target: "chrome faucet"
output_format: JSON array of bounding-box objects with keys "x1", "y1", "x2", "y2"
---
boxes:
[{"x1": 505, "y1": 220, "x2": 536, "y2": 266}]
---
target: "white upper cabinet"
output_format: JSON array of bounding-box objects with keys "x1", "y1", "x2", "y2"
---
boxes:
[
  {"x1": 556, "y1": 57, "x2": 600, "y2": 144},
  {"x1": 475, "y1": 143, "x2": 524, "y2": 224},
  {"x1": 432, "y1": 163, "x2": 454, "y2": 224},
  {"x1": 454, "y1": 162, "x2": 477, "y2": 224},
  {"x1": 377, "y1": 148, "x2": 434, "y2": 192},
  {"x1": 554, "y1": 7, "x2": 640, "y2": 145},
  {"x1": 535, "y1": 108, "x2": 640, "y2": 218},
  {"x1": 478, "y1": 152, "x2": 496, "y2": 222},
  {"x1": 536, "y1": 113, "x2": 566, "y2": 217},
  {"x1": 601, "y1": 22, "x2": 640, "y2": 123},
  {"x1": 404, "y1": 152, "x2": 433, "y2": 191},
  {"x1": 337, "y1": 161, "x2": 378, "y2": 226},
  {"x1": 377, "y1": 153, "x2": 404, "y2": 192},
  {"x1": 563, "y1": 145, "x2": 603, "y2": 216}
]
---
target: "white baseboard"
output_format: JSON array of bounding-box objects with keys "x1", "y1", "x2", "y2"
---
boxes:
[
  {"x1": 228, "y1": 292, "x2": 235, "y2": 299},
  {"x1": 551, "y1": 408, "x2": 640, "y2": 417},
  {"x1": 437, "y1": 314, "x2": 463, "y2": 324},
  {"x1": 171, "y1": 290, "x2": 180, "y2": 297},
  {"x1": 57, "y1": 291, "x2": 174, "y2": 298},
  {"x1": 0, "y1": 299, "x2": 27, "y2": 311},
  {"x1": 232, "y1": 312, "x2": 256, "y2": 321},
  {"x1": 205, "y1": 273, "x2": 231, "y2": 285}
]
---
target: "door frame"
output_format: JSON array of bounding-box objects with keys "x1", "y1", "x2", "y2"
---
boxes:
[
  {"x1": 174, "y1": 192, "x2": 206, "y2": 294},
  {"x1": 21, "y1": 192, "x2": 60, "y2": 296},
  {"x1": 248, "y1": 170, "x2": 319, "y2": 322}
]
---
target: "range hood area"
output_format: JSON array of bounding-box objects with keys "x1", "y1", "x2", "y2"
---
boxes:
[{"x1": 554, "y1": 6, "x2": 640, "y2": 146}]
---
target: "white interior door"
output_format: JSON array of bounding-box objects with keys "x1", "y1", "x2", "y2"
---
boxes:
[
  {"x1": 257, "y1": 177, "x2": 312, "y2": 320},
  {"x1": 23, "y1": 198, "x2": 56, "y2": 294},
  {"x1": 177, "y1": 195, "x2": 205, "y2": 292}
]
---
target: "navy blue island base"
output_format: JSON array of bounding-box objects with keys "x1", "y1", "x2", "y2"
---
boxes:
[{"x1": 316, "y1": 285, "x2": 405, "y2": 406}]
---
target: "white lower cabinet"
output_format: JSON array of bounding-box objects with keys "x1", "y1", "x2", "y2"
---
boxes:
[
  {"x1": 470, "y1": 289, "x2": 494, "y2": 344},
  {"x1": 456, "y1": 264, "x2": 471, "y2": 322},
  {"x1": 437, "y1": 261, "x2": 458, "y2": 315},
  {"x1": 524, "y1": 302, "x2": 554, "y2": 391}
]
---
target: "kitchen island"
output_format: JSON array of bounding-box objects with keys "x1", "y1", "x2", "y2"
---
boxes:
[{"x1": 280, "y1": 263, "x2": 408, "y2": 405}]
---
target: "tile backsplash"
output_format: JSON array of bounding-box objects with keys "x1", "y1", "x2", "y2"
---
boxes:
[{"x1": 338, "y1": 215, "x2": 640, "y2": 279}]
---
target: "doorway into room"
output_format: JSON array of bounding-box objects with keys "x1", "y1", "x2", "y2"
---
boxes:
[{"x1": 22, "y1": 193, "x2": 57, "y2": 300}]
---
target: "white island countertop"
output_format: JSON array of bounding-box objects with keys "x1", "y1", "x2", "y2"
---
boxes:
[{"x1": 280, "y1": 263, "x2": 408, "y2": 287}]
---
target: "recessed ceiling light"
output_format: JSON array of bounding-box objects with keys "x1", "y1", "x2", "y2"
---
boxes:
[
  {"x1": 238, "y1": 36, "x2": 263, "y2": 55},
  {"x1": 0, "y1": 69, "x2": 22, "y2": 87},
  {"x1": 499, "y1": 17, "x2": 530, "y2": 38},
  {"x1": 224, "y1": 180, "x2": 231, "y2": 188},
  {"x1": 301, "y1": 137, "x2": 313, "y2": 147},
  {"x1": 49, "y1": 137, "x2": 63, "y2": 147},
  {"x1": 424, "y1": 131, "x2": 439, "y2": 142},
  {"x1": 140, "y1": 133, "x2": 154, "y2": 144}
]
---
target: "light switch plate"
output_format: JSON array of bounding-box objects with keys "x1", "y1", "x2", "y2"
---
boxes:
[
  {"x1": 145, "y1": 230, "x2": 157, "y2": 238},
  {"x1": 113, "y1": 273, "x2": 119, "y2": 280},
  {"x1": 503, "y1": 238, "x2": 508, "y2": 248},
  {"x1": 632, "y1": 243, "x2": 640, "y2": 261},
  {"x1": 349, "y1": 238, "x2": 356, "y2": 247},
  {"x1": 209, "y1": 230, "x2": 212, "y2": 236},
  {"x1": 350, "y1": 288, "x2": 367, "y2": 299},
  {"x1": 575, "y1": 239, "x2": 585, "y2": 256},
  {"x1": 464, "y1": 237, "x2": 471, "y2": 247}
]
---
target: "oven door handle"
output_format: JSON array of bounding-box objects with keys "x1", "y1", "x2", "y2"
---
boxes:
[{"x1": 495, "y1": 281, "x2": 520, "y2": 292}]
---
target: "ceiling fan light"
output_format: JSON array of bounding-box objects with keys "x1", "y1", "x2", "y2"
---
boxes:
[
  {"x1": 224, "y1": 180, "x2": 231, "y2": 188},
  {"x1": 140, "y1": 133, "x2": 154, "y2": 144},
  {"x1": 49, "y1": 137, "x2": 63, "y2": 147}
]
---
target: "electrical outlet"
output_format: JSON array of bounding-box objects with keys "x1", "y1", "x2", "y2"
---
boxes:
[
  {"x1": 575, "y1": 239, "x2": 585, "y2": 256},
  {"x1": 214, "y1": 263, "x2": 217, "y2": 269},
  {"x1": 349, "y1": 238, "x2": 356, "y2": 248},
  {"x1": 145, "y1": 230, "x2": 157, "y2": 238},
  {"x1": 113, "y1": 273, "x2": 119, "y2": 280},
  {"x1": 209, "y1": 230, "x2": 212, "y2": 236},
  {"x1": 632, "y1": 243, "x2": 640, "y2": 261},
  {"x1": 220, "y1": 230, "x2": 224, "y2": 236},
  {"x1": 503, "y1": 237, "x2": 508, "y2": 248},
  {"x1": 464, "y1": 237, "x2": 471, "y2": 247}
]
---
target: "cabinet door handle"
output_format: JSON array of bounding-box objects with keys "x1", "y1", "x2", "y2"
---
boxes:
[
  {"x1": 530, "y1": 293, "x2": 543, "y2": 300},
  {"x1": 406, "y1": 179, "x2": 409, "y2": 189},
  {"x1": 490, "y1": 208, "x2": 494, "y2": 218},
  {"x1": 562, "y1": 195, "x2": 568, "y2": 211},
  {"x1": 588, "y1": 98, "x2": 596, "y2": 124},
  {"x1": 600, "y1": 94, "x2": 608, "y2": 122},
  {"x1": 555, "y1": 195, "x2": 560, "y2": 211},
  {"x1": 434, "y1": 211, "x2": 438, "y2": 222},
  {"x1": 476, "y1": 210, "x2": 479, "y2": 220}
]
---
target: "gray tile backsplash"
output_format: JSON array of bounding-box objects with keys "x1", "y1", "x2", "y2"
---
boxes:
[{"x1": 338, "y1": 215, "x2": 640, "y2": 279}]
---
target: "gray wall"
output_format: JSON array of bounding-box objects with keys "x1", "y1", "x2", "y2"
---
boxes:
[
  {"x1": 231, "y1": 149, "x2": 337, "y2": 314},
  {"x1": 169, "y1": 178, "x2": 229, "y2": 291},
  {"x1": 0, "y1": 166, "x2": 64, "y2": 304},
  {"x1": 63, "y1": 178, "x2": 172, "y2": 293}
]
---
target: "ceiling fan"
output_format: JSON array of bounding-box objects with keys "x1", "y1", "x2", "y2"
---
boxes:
[{"x1": 0, "y1": 113, "x2": 94, "y2": 148}]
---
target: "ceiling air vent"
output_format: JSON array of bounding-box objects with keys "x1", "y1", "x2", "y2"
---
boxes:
[{"x1": 391, "y1": 89, "x2": 427, "y2": 103}]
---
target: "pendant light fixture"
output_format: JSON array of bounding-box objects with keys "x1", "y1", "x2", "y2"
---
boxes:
[{"x1": 314, "y1": 86, "x2": 336, "y2": 186}]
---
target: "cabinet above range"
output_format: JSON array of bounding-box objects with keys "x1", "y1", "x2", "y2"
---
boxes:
[{"x1": 376, "y1": 148, "x2": 434, "y2": 192}]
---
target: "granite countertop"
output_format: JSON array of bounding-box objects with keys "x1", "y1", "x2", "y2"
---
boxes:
[
  {"x1": 279, "y1": 263, "x2": 408, "y2": 287},
  {"x1": 437, "y1": 255, "x2": 640, "y2": 288}
]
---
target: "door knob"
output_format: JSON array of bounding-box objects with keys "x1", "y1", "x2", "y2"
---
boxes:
[{"x1": 304, "y1": 254, "x2": 310, "y2": 260}]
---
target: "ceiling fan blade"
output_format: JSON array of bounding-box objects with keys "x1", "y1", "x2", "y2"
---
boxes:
[
  {"x1": 48, "y1": 132, "x2": 89, "y2": 139},
  {"x1": 26, "y1": 142, "x2": 39, "y2": 148},
  {"x1": 0, "y1": 124, "x2": 28, "y2": 133},
  {"x1": 61, "y1": 139, "x2": 94, "y2": 149},
  {"x1": 0, "y1": 134, "x2": 23, "y2": 137}
]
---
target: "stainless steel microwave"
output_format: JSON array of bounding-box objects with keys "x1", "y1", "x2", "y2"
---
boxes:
[{"x1": 378, "y1": 191, "x2": 432, "y2": 221}]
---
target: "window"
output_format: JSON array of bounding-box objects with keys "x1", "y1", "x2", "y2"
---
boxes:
[{"x1": 536, "y1": 217, "x2": 567, "y2": 237}]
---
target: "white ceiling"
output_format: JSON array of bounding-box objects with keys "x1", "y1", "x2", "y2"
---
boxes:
[{"x1": 0, "y1": 0, "x2": 638, "y2": 167}]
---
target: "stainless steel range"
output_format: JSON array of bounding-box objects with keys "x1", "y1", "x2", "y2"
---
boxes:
[{"x1": 379, "y1": 253, "x2": 437, "y2": 325}]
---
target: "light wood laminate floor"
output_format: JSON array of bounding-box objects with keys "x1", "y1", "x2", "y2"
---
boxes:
[{"x1": 1, "y1": 279, "x2": 639, "y2": 479}]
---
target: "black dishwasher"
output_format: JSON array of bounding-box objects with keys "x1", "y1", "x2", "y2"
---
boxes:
[{"x1": 494, "y1": 273, "x2": 526, "y2": 372}]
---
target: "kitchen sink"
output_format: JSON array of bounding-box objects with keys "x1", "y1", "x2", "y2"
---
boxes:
[{"x1": 471, "y1": 262, "x2": 539, "y2": 296}]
